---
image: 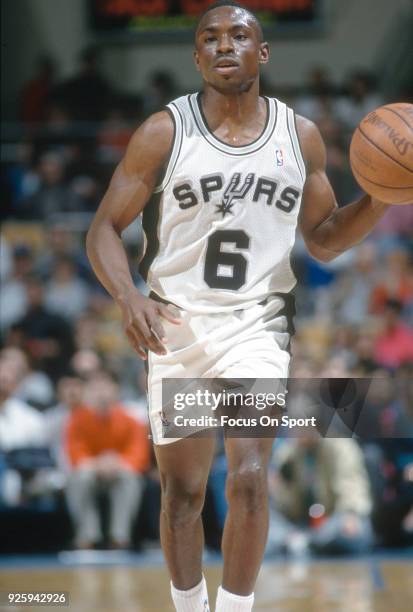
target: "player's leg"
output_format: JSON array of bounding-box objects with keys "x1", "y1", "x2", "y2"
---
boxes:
[
  {"x1": 218, "y1": 436, "x2": 274, "y2": 608},
  {"x1": 154, "y1": 436, "x2": 216, "y2": 590}
]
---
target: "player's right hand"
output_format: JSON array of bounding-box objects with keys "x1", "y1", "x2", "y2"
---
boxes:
[{"x1": 117, "y1": 289, "x2": 182, "y2": 359}]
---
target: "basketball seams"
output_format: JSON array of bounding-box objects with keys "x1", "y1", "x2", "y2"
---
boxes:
[
  {"x1": 357, "y1": 126, "x2": 413, "y2": 174},
  {"x1": 352, "y1": 167, "x2": 412, "y2": 204},
  {"x1": 350, "y1": 164, "x2": 413, "y2": 190},
  {"x1": 380, "y1": 107, "x2": 413, "y2": 133}
]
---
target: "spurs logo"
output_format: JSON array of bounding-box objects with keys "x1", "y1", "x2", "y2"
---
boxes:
[{"x1": 216, "y1": 173, "x2": 254, "y2": 218}]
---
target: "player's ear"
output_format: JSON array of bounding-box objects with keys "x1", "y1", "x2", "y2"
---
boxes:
[
  {"x1": 193, "y1": 49, "x2": 201, "y2": 72},
  {"x1": 259, "y1": 42, "x2": 270, "y2": 65}
]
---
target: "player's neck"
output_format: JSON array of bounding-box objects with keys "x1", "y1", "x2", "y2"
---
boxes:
[{"x1": 201, "y1": 81, "x2": 263, "y2": 126}]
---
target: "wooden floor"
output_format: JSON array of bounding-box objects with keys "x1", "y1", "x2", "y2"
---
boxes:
[{"x1": 0, "y1": 559, "x2": 412, "y2": 611}]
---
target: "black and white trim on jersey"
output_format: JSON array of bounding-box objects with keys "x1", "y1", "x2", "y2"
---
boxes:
[
  {"x1": 286, "y1": 107, "x2": 306, "y2": 182},
  {"x1": 153, "y1": 103, "x2": 184, "y2": 193},
  {"x1": 139, "y1": 190, "x2": 162, "y2": 282},
  {"x1": 188, "y1": 93, "x2": 278, "y2": 156}
]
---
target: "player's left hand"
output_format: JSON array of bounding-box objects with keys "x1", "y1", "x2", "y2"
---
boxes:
[{"x1": 117, "y1": 288, "x2": 182, "y2": 359}]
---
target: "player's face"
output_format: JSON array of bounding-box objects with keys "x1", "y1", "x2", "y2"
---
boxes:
[{"x1": 194, "y1": 7, "x2": 269, "y2": 93}]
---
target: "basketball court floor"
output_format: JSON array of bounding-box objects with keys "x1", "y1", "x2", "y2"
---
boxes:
[{"x1": 0, "y1": 551, "x2": 412, "y2": 611}]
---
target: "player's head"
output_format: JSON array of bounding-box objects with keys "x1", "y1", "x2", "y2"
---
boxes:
[{"x1": 194, "y1": 1, "x2": 269, "y2": 93}]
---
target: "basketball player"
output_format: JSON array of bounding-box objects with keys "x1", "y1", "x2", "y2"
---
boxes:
[{"x1": 86, "y1": 2, "x2": 390, "y2": 610}]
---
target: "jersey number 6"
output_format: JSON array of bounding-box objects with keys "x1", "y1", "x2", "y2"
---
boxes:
[{"x1": 204, "y1": 229, "x2": 250, "y2": 290}]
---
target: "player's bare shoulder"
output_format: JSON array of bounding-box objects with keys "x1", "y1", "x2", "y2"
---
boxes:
[
  {"x1": 122, "y1": 110, "x2": 175, "y2": 177},
  {"x1": 295, "y1": 114, "x2": 327, "y2": 173},
  {"x1": 89, "y1": 111, "x2": 175, "y2": 235}
]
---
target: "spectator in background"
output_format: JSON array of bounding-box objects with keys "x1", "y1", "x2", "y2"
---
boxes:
[
  {"x1": 35, "y1": 224, "x2": 95, "y2": 287},
  {"x1": 267, "y1": 437, "x2": 373, "y2": 555},
  {"x1": 294, "y1": 66, "x2": 336, "y2": 124},
  {"x1": 21, "y1": 152, "x2": 83, "y2": 219},
  {"x1": 0, "y1": 245, "x2": 32, "y2": 333},
  {"x1": 45, "y1": 256, "x2": 90, "y2": 322},
  {"x1": 8, "y1": 275, "x2": 75, "y2": 383},
  {"x1": 73, "y1": 316, "x2": 101, "y2": 352},
  {"x1": 142, "y1": 70, "x2": 179, "y2": 115},
  {"x1": 370, "y1": 249, "x2": 413, "y2": 314},
  {"x1": 365, "y1": 438, "x2": 413, "y2": 547},
  {"x1": 98, "y1": 103, "x2": 135, "y2": 164},
  {"x1": 373, "y1": 299, "x2": 413, "y2": 370},
  {"x1": 71, "y1": 349, "x2": 102, "y2": 380},
  {"x1": 4, "y1": 142, "x2": 41, "y2": 216},
  {"x1": 0, "y1": 358, "x2": 46, "y2": 506},
  {"x1": 19, "y1": 55, "x2": 56, "y2": 124},
  {"x1": 0, "y1": 359, "x2": 46, "y2": 452},
  {"x1": 335, "y1": 70, "x2": 383, "y2": 129},
  {"x1": 333, "y1": 242, "x2": 378, "y2": 325},
  {"x1": 46, "y1": 372, "x2": 84, "y2": 471},
  {"x1": 372, "y1": 203, "x2": 413, "y2": 252},
  {"x1": 0, "y1": 348, "x2": 54, "y2": 410},
  {"x1": 65, "y1": 370, "x2": 150, "y2": 549},
  {"x1": 352, "y1": 325, "x2": 381, "y2": 375},
  {"x1": 52, "y1": 46, "x2": 112, "y2": 121}
]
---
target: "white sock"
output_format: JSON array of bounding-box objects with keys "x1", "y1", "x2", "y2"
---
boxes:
[
  {"x1": 171, "y1": 575, "x2": 210, "y2": 611},
  {"x1": 215, "y1": 586, "x2": 254, "y2": 612}
]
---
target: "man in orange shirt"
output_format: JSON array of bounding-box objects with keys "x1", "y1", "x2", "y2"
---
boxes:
[{"x1": 65, "y1": 370, "x2": 150, "y2": 549}]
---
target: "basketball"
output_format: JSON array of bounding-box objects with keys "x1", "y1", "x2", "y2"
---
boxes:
[{"x1": 349, "y1": 103, "x2": 413, "y2": 205}]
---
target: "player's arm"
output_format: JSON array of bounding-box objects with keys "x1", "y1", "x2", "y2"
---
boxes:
[
  {"x1": 297, "y1": 115, "x2": 390, "y2": 262},
  {"x1": 86, "y1": 111, "x2": 181, "y2": 359}
]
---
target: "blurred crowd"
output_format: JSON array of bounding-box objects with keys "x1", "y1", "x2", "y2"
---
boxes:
[{"x1": 1, "y1": 47, "x2": 413, "y2": 554}]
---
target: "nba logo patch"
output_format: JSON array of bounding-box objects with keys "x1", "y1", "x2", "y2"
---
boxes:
[{"x1": 276, "y1": 149, "x2": 284, "y2": 166}]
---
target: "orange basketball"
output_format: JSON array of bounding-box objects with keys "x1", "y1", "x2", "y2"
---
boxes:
[{"x1": 349, "y1": 103, "x2": 413, "y2": 205}]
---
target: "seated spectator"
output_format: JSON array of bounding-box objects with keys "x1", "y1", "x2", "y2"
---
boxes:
[
  {"x1": 364, "y1": 438, "x2": 413, "y2": 547},
  {"x1": 334, "y1": 242, "x2": 378, "y2": 325},
  {"x1": 267, "y1": 437, "x2": 373, "y2": 555},
  {"x1": 51, "y1": 46, "x2": 112, "y2": 121},
  {"x1": 142, "y1": 70, "x2": 179, "y2": 115},
  {"x1": 8, "y1": 275, "x2": 75, "y2": 382},
  {"x1": 65, "y1": 370, "x2": 150, "y2": 549},
  {"x1": 372, "y1": 204, "x2": 413, "y2": 249},
  {"x1": 71, "y1": 349, "x2": 102, "y2": 380},
  {"x1": 373, "y1": 299, "x2": 413, "y2": 370},
  {"x1": 46, "y1": 372, "x2": 84, "y2": 471},
  {"x1": 294, "y1": 66, "x2": 336, "y2": 124},
  {"x1": 0, "y1": 358, "x2": 47, "y2": 506},
  {"x1": 45, "y1": 256, "x2": 90, "y2": 322},
  {"x1": 0, "y1": 244, "x2": 32, "y2": 333},
  {"x1": 334, "y1": 70, "x2": 383, "y2": 129},
  {"x1": 98, "y1": 105, "x2": 134, "y2": 163},
  {"x1": 0, "y1": 347, "x2": 54, "y2": 409},
  {"x1": 73, "y1": 315, "x2": 101, "y2": 351},
  {"x1": 35, "y1": 224, "x2": 95, "y2": 286},
  {"x1": 370, "y1": 249, "x2": 413, "y2": 314},
  {"x1": 20, "y1": 152, "x2": 84, "y2": 220}
]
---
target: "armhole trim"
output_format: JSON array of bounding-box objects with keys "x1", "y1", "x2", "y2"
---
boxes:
[
  {"x1": 286, "y1": 107, "x2": 306, "y2": 183},
  {"x1": 153, "y1": 104, "x2": 183, "y2": 193}
]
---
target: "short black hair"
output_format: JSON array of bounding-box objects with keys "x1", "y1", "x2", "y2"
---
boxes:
[{"x1": 196, "y1": 1, "x2": 264, "y2": 42}]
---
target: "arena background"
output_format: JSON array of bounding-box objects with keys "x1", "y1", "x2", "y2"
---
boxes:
[{"x1": 1, "y1": 1, "x2": 413, "y2": 610}]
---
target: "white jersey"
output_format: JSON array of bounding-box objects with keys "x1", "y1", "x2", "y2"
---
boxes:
[{"x1": 139, "y1": 93, "x2": 306, "y2": 314}]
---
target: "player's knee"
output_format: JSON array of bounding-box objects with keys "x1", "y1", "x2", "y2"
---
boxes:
[
  {"x1": 226, "y1": 464, "x2": 267, "y2": 513},
  {"x1": 161, "y1": 478, "x2": 206, "y2": 531}
]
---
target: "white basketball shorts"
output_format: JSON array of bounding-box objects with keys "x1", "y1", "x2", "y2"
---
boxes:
[{"x1": 146, "y1": 292, "x2": 295, "y2": 445}]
